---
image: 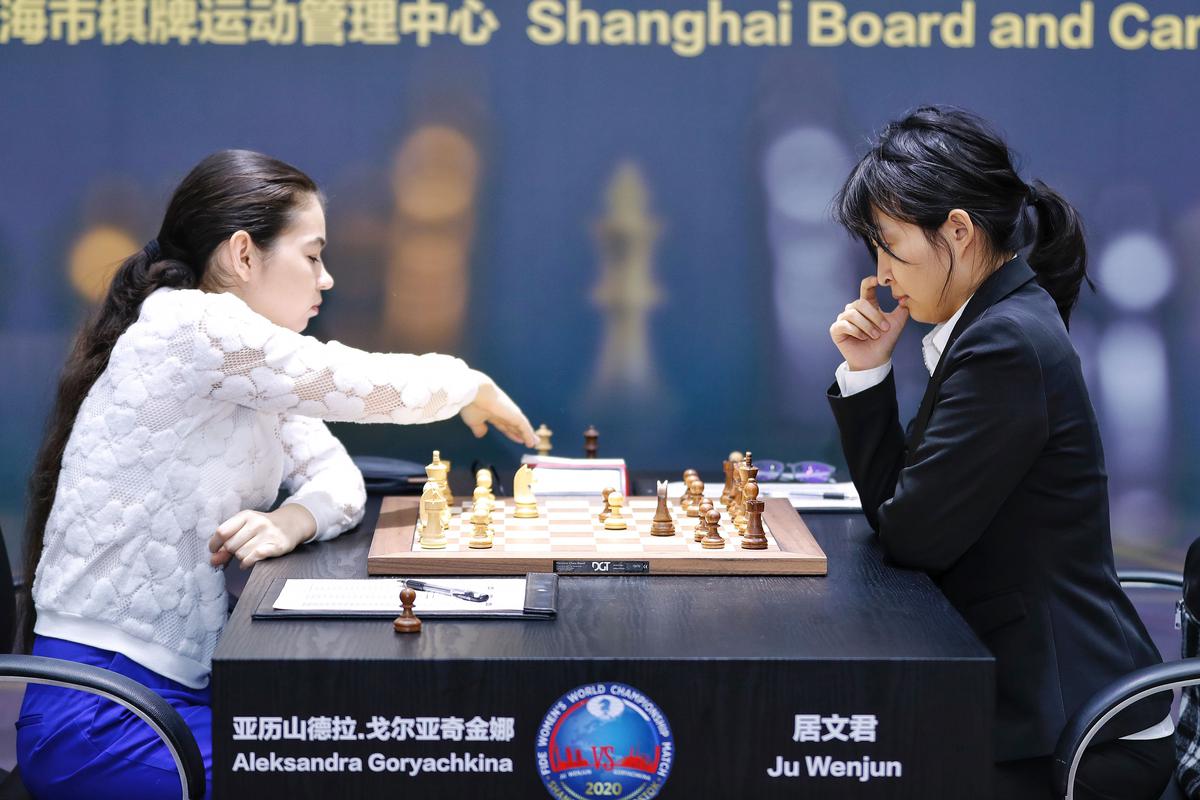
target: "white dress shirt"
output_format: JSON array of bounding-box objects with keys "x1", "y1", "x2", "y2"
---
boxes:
[{"x1": 835, "y1": 295, "x2": 973, "y2": 396}]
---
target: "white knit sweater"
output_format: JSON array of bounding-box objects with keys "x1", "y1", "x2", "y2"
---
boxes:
[{"x1": 32, "y1": 287, "x2": 479, "y2": 688}]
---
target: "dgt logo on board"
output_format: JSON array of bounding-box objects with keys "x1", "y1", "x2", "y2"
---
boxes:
[{"x1": 535, "y1": 682, "x2": 674, "y2": 800}]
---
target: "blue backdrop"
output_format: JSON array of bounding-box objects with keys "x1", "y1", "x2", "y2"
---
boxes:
[{"x1": 3, "y1": 0, "x2": 1198, "y2": 571}]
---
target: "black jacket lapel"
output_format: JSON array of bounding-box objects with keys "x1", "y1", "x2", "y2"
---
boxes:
[{"x1": 904, "y1": 257, "x2": 1038, "y2": 458}]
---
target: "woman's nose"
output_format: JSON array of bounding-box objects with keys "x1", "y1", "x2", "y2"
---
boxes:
[
  {"x1": 876, "y1": 262, "x2": 893, "y2": 286},
  {"x1": 319, "y1": 265, "x2": 334, "y2": 290}
]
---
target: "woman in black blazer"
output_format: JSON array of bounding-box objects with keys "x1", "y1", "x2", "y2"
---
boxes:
[{"x1": 825, "y1": 106, "x2": 1173, "y2": 799}]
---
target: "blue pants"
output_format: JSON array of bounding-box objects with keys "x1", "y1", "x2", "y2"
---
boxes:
[{"x1": 17, "y1": 636, "x2": 213, "y2": 799}]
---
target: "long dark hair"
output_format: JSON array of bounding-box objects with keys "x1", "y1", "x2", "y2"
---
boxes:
[
  {"x1": 20, "y1": 150, "x2": 320, "y2": 651},
  {"x1": 833, "y1": 105, "x2": 1091, "y2": 327}
]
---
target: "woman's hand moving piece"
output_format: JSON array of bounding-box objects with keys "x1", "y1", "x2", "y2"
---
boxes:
[{"x1": 460, "y1": 370, "x2": 538, "y2": 448}]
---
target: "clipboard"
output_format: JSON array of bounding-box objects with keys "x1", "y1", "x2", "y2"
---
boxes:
[{"x1": 251, "y1": 573, "x2": 558, "y2": 621}]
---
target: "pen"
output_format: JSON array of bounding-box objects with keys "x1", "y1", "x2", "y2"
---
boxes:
[
  {"x1": 783, "y1": 491, "x2": 847, "y2": 500},
  {"x1": 404, "y1": 579, "x2": 490, "y2": 603}
]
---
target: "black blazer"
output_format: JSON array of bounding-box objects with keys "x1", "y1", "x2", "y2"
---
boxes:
[{"x1": 828, "y1": 257, "x2": 1169, "y2": 761}]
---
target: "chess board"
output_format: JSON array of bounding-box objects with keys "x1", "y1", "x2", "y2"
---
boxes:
[{"x1": 367, "y1": 496, "x2": 827, "y2": 576}]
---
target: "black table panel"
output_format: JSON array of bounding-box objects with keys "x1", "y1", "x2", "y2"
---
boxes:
[{"x1": 213, "y1": 496, "x2": 994, "y2": 798}]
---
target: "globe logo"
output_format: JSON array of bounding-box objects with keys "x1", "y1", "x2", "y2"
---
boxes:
[{"x1": 536, "y1": 682, "x2": 674, "y2": 800}]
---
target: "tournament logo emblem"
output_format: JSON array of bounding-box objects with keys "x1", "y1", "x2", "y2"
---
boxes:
[{"x1": 536, "y1": 682, "x2": 674, "y2": 800}]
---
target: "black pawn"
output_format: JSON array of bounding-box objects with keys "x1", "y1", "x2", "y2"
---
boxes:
[
  {"x1": 393, "y1": 586, "x2": 421, "y2": 634},
  {"x1": 701, "y1": 508, "x2": 725, "y2": 550},
  {"x1": 584, "y1": 425, "x2": 599, "y2": 459}
]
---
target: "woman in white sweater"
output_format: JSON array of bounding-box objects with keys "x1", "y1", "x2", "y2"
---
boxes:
[{"x1": 17, "y1": 149, "x2": 536, "y2": 798}]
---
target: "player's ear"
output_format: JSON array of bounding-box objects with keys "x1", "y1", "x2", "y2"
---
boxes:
[
  {"x1": 226, "y1": 230, "x2": 257, "y2": 284},
  {"x1": 943, "y1": 209, "x2": 974, "y2": 251}
]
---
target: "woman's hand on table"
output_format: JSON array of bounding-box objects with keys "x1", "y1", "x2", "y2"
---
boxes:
[{"x1": 209, "y1": 505, "x2": 317, "y2": 569}]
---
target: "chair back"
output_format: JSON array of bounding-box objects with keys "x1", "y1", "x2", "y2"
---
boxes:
[
  {"x1": 1184, "y1": 537, "x2": 1200, "y2": 619},
  {"x1": 1175, "y1": 535, "x2": 1200, "y2": 798},
  {"x1": 0, "y1": 526, "x2": 16, "y2": 655}
]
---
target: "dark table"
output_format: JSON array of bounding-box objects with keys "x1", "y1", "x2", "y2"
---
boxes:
[{"x1": 212, "y1": 496, "x2": 993, "y2": 799}]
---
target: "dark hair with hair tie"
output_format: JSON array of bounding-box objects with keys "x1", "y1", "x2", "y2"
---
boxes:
[
  {"x1": 20, "y1": 149, "x2": 321, "y2": 652},
  {"x1": 833, "y1": 105, "x2": 1092, "y2": 329},
  {"x1": 143, "y1": 238, "x2": 161, "y2": 262}
]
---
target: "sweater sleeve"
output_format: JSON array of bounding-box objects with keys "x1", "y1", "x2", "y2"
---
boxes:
[
  {"x1": 278, "y1": 415, "x2": 366, "y2": 542},
  {"x1": 177, "y1": 290, "x2": 480, "y2": 423}
]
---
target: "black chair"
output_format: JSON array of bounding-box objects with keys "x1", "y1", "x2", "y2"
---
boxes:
[
  {"x1": 0, "y1": 525, "x2": 206, "y2": 799},
  {"x1": 1052, "y1": 568, "x2": 1199, "y2": 800}
]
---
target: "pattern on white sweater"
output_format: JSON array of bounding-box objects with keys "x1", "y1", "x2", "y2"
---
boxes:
[{"x1": 33, "y1": 287, "x2": 479, "y2": 687}]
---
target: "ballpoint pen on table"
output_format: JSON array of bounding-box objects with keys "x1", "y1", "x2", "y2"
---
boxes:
[
  {"x1": 404, "y1": 579, "x2": 491, "y2": 603},
  {"x1": 782, "y1": 490, "x2": 847, "y2": 500},
  {"x1": 777, "y1": 489, "x2": 854, "y2": 501}
]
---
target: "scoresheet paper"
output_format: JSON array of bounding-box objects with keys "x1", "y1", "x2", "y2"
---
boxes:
[
  {"x1": 519, "y1": 455, "x2": 628, "y2": 495},
  {"x1": 273, "y1": 578, "x2": 528, "y2": 614}
]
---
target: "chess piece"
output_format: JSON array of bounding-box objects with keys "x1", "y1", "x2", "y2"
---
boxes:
[
  {"x1": 393, "y1": 586, "x2": 422, "y2": 634},
  {"x1": 426, "y1": 450, "x2": 453, "y2": 511},
  {"x1": 419, "y1": 489, "x2": 448, "y2": 549},
  {"x1": 729, "y1": 455, "x2": 746, "y2": 526},
  {"x1": 727, "y1": 451, "x2": 745, "y2": 517},
  {"x1": 584, "y1": 425, "x2": 599, "y2": 458},
  {"x1": 721, "y1": 451, "x2": 742, "y2": 508},
  {"x1": 685, "y1": 479, "x2": 705, "y2": 518},
  {"x1": 650, "y1": 480, "x2": 675, "y2": 536},
  {"x1": 468, "y1": 501, "x2": 494, "y2": 549},
  {"x1": 599, "y1": 487, "x2": 615, "y2": 523},
  {"x1": 535, "y1": 423, "x2": 554, "y2": 456},
  {"x1": 741, "y1": 478, "x2": 768, "y2": 551},
  {"x1": 473, "y1": 484, "x2": 494, "y2": 513},
  {"x1": 701, "y1": 507, "x2": 725, "y2": 549},
  {"x1": 603, "y1": 492, "x2": 628, "y2": 530},
  {"x1": 513, "y1": 464, "x2": 539, "y2": 519},
  {"x1": 680, "y1": 469, "x2": 699, "y2": 510},
  {"x1": 417, "y1": 480, "x2": 442, "y2": 539},
  {"x1": 735, "y1": 452, "x2": 758, "y2": 535},
  {"x1": 693, "y1": 499, "x2": 714, "y2": 542},
  {"x1": 475, "y1": 468, "x2": 495, "y2": 504}
]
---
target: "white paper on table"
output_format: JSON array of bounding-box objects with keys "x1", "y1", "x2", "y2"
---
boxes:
[
  {"x1": 531, "y1": 468, "x2": 626, "y2": 494},
  {"x1": 520, "y1": 455, "x2": 628, "y2": 495},
  {"x1": 666, "y1": 480, "x2": 861, "y2": 512},
  {"x1": 273, "y1": 578, "x2": 528, "y2": 614}
]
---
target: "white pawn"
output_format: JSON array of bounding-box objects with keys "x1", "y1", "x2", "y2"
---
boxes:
[
  {"x1": 604, "y1": 492, "x2": 628, "y2": 531},
  {"x1": 473, "y1": 484, "x2": 494, "y2": 513},
  {"x1": 475, "y1": 468, "x2": 495, "y2": 504},
  {"x1": 468, "y1": 501, "x2": 493, "y2": 550},
  {"x1": 535, "y1": 423, "x2": 553, "y2": 456}
]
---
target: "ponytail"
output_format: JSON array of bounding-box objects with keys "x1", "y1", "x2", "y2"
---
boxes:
[
  {"x1": 20, "y1": 149, "x2": 320, "y2": 652},
  {"x1": 835, "y1": 106, "x2": 1094, "y2": 331},
  {"x1": 1025, "y1": 180, "x2": 1092, "y2": 329}
]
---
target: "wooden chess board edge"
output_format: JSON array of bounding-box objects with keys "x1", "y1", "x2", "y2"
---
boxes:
[
  {"x1": 367, "y1": 497, "x2": 420, "y2": 562},
  {"x1": 367, "y1": 495, "x2": 829, "y2": 577},
  {"x1": 366, "y1": 554, "x2": 827, "y2": 576}
]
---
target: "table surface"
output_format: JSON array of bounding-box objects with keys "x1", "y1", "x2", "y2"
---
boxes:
[{"x1": 214, "y1": 495, "x2": 992, "y2": 665}]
